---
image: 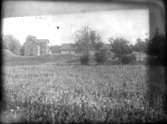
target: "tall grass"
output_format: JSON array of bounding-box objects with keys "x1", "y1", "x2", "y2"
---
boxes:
[{"x1": 2, "y1": 64, "x2": 166, "y2": 123}]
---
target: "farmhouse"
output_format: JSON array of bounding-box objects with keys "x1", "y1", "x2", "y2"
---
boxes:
[
  {"x1": 23, "y1": 37, "x2": 50, "y2": 56},
  {"x1": 132, "y1": 51, "x2": 147, "y2": 62},
  {"x1": 60, "y1": 43, "x2": 76, "y2": 54}
]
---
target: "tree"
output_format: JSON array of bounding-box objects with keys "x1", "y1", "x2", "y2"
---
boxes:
[
  {"x1": 147, "y1": 28, "x2": 165, "y2": 65},
  {"x1": 146, "y1": 28, "x2": 166, "y2": 114},
  {"x1": 3, "y1": 34, "x2": 21, "y2": 55},
  {"x1": 133, "y1": 38, "x2": 148, "y2": 53},
  {"x1": 75, "y1": 26, "x2": 102, "y2": 54},
  {"x1": 109, "y1": 37, "x2": 134, "y2": 64},
  {"x1": 90, "y1": 30, "x2": 103, "y2": 50},
  {"x1": 109, "y1": 37, "x2": 132, "y2": 58},
  {"x1": 74, "y1": 26, "x2": 103, "y2": 65}
]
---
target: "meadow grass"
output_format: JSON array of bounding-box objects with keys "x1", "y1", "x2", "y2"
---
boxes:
[
  {"x1": 3, "y1": 54, "x2": 79, "y2": 66},
  {"x1": 2, "y1": 56, "x2": 166, "y2": 123}
]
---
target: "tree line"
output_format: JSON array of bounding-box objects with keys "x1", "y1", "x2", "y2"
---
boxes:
[
  {"x1": 2, "y1": 26, "x2": 165, "y2": 66},
  {"x1": 74, "y1": 26, "x2": 163, "y2": 65}
]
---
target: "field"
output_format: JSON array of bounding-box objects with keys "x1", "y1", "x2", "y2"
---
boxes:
[
  {"x1": 1, "y1": 55, "x2": 166, "y2": 123},
  {"x1": 3, "y1": 54, "x2": 80, "y2": 66}
]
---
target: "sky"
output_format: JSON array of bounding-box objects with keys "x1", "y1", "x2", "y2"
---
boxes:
[{"x1": 2, "y1": 9, "x2": 149, "y2": 46}]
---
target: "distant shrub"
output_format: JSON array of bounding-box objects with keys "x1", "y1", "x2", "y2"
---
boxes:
[
  {"x1": 95, "y1": 49, "x2": 107, "y2": 64},
  {"x1": 121, "y1": 54, "x2": 136, "y2": 64},
  {"x1": 80, "y1": 54, "x2": 89, "y2": 65}
]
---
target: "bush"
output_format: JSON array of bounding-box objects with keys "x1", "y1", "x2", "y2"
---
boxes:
[
  {"x1": 95, "y1": 49, "x2": 107, "y2": 64},
  {"x1": 80, "y1": 54, "x2": 89, "y2": 65},
  {"x1": 121, "y1": 54, "x2": 136, "y2": 64}
]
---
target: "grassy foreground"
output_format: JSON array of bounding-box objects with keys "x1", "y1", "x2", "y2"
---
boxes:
[{"x1": 2, "y1": 56, "x2": 166, "y2": 123}]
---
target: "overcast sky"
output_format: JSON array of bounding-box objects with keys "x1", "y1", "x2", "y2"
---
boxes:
[{"x1": 2, "y1": 9, "x2": 149, "y2": 46}]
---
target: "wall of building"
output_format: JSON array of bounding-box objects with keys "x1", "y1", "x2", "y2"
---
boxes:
[
  {"x1": 24, "y1": 38, "x2": 49, "y2": 56},
  {"x1": 24, "y1": 42, "x2": 40, "y2": 56},
  {"x1": 39, "y1": 42, "x2": 49, "y2": 55}
]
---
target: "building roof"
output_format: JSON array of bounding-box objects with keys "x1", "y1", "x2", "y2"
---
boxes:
[
  {"x1": 36, "y1": 39, "x2": 49, "y2": 43},
  {"x1": 60, "y1": 44, "x2": 76, "y2": 50},
  {"x1": 24, "y1": 38, "x2": 49, "y2": 46}
]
